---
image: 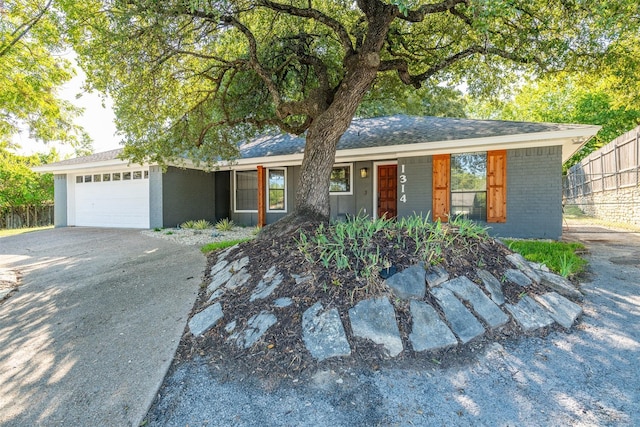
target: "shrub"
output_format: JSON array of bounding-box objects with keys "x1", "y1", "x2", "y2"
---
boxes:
[{"x1": 215, "y1": 218, "x2": 235, "y2": 231}]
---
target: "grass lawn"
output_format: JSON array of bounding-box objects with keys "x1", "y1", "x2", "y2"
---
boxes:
[
  {"x1": 502, "y1": 238, "x2": 587, "y2": 278},
  {"x1": 201, "y1": 238, "x2": 252, "y2": 254},
  {"x1": 0, "y1": 226, "x2": 53, "y2": 238}
]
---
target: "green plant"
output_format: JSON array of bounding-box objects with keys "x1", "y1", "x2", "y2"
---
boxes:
[
  {"x1": 153, "y1": 227, "x2": 162, "y2": 232},
  {"x1": 181, "y1": 219, "x2": 213, "y2": 230},
  {"x1": 165, "y1": 231, "x2": 174, "y2": 235},
  {"x1": 200, "y1": 238, "x2": 251, "y2": 254},
  {"x1": 215, "y1": 218, "x2": 235, "y2": 231},
  {"x1": 504, "y1": 239, "x2": 587, "y2": 277}
]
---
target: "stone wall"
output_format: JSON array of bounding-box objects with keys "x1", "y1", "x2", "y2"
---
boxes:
[
  {"x1": 564, "y1": 126, "x2": 640, "y2": 227},
  {"x1": 566, "y1": 185, "x2": 640, "y2": 227}
]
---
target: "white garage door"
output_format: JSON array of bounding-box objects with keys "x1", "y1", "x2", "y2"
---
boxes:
[{"x1": 72, "y1": 170, "x2": 150, "y2": 228}]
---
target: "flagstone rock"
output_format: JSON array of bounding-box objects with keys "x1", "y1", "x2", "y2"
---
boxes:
[
  {"x1": 504, "y1": 269, "x2": 532, "y2": 287},
  {"x1": 302, "y1": 302, "x2": 351, "y2": 361},
  {"x1": 189, "y1": 303, "x2": 224, "y2": 336},
  {"x1": 506, "y1": 253, "x2": 541, "y2": 283},
  {"x1": 538, "y1": 270, "x2": 583, "y2": 300},
  {"x1": 209, "y1": 259, "x2": 229, "y2": 277},
  {"x1": 505, "y1": 296, "x2": 554, "y2": 331},
  {"x1": 292, "y1": 273, "x2": 313, "y2": 285},
  {"x1": 409, "y1": 300, "x2": 458, "y2": 352},
  {"x1": 230, "y1": 311, "x2": 277, "y2": 349},
  {"x1": 225, "y1": 268, "x2": 251, "y2": 290},
  {"x1": 273, "y1": 297, "x2": 293, "y2": 308},
  {"x1": 229, "y1": 256, "x2": 249, "y2": 273},
  {"x1": 250, "y1": 268, "x2": 283, "y2": 302},
  {"x1": 207, "y1": 289, "x2": 225, "y2": 303},
  {"x1": 476, "y1": 269, "x2": 505, "y2": 305},
  {"x1": 534, "y1": 292, "x2": 582, "y2": 328},
  {"x1": 349, "y1": 298, "x2": 403, "y2": 357},
  {"x1": 442, "y1": 276, "x2": 509, "y2": 328},
  {"x1": 431, "y1": 287, "x2": 485, "y2": 344},
  {"x1": 425, "y1": 265, "x2": 449, "y2": 288},
  {"x1": 207, "y1": 268, "x2": 233, "y2": 293},
  {"x1": 385, "y1": 263, "x2": 426, "y2": 300}
]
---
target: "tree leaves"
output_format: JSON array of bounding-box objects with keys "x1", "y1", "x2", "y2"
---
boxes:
[{"x1": 0, "y1": 0, "x2": 90, "y2": 149}]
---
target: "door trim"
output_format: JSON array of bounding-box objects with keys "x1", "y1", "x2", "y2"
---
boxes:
[{"x1": 372, "y1": 160, "x2": 398, "y2": 219}]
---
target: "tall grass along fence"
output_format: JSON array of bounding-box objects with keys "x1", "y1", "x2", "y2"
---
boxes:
[
  {"x1": 1, "y1": 205, "x2": 54, "y2": 229},
  {"x1": 563, "y1": 126, "x2": 640, "y2": 227}
]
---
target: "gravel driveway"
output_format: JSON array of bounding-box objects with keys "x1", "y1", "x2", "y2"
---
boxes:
[{"x1": 146, "y1": 221, "x2": 640, "y2": 426}]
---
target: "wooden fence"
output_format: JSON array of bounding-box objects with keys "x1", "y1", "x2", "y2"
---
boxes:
[
  {"x1": 1, "y1": 205, "x2": 54, "y2": 229},
  {"x1": 564, "y1": 127, "x2": 639, "y2": 199}
]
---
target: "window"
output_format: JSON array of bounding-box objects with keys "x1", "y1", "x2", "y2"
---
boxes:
[
  {"x1": 103, "y1": 173, "x2": 111, "y2": 182},
  {"x1": 133, "y1": 171, "x2": 142, "y2": 180},
  {"x1": 267, "y1": 169, "x2": 286, "y2": 211},
  {"x1": 123, "y1": 172, "x2": 131, "y2": 180},
  {"x1": 113, "y1": 172, "x2": 121, "y2": 181},
  {"x1": 93, "y1": 174, "x2": 102, "y2": 182},
  {"x1": 76, "y1": 176, "x2": 83, "y2": 184},
  {"x1": 235, "y1": 170, "x2": 258, "y2": 211},
  {"x1": 84, "y1": 175, "x2": 92, "y2": 183},
  {"x1": 450, "y1": 153, "x2": 487, "y2": 221},
  {"x1": 329, "y1": 164, "x2": 352, "y2": 194},
  {"x1": 144, "y1": 170, "x2": 149, "y2": 179}
]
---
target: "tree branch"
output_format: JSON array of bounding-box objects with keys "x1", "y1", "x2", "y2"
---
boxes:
[
  {"x1": 402, "y1": 0, "x2": 468, "y2": 22},
  {"x1": 256, "y1": 0, "x2": 354, "y2": 56},
  {"x1": 0, "y1": 0, "x2": 53, "y2": 58}
]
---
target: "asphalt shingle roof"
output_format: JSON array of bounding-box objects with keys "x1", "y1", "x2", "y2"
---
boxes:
[
  {"x1": 48, "y1": 148, "x2": 124, "y2": 166},
  {"x1": 239, "y1": 115, "x2": 591, "y2": 159},
  {"x1": 44, "y1": 116, "x2": 592, "y2": 167}
]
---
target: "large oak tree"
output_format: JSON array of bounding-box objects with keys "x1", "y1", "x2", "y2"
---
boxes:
[{"x1": 66, "y1": 0, "x2": 636, "y2": 232}]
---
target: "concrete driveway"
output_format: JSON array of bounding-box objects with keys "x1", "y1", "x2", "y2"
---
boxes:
[{"x1": 0, "y1": 227, "x2": 203, "y2": 426}]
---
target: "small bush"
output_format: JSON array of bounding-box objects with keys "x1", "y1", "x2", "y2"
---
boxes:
[
  {"x1": 181, "y1": 219, "x2": 213, "y2": 230},
  {"x1": 215, "y1": 218, "x2": 235, "y2": 231}
]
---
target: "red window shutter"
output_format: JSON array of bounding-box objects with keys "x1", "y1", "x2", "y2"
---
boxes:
[
  {"x1": 432, "y1": 154, "x2": 450, "y2": 222},
  {"x1": 487, "y1": 150, "x2": 507, "y2": 223},
  {"x1": 257, "y1": 165, "x2": 266, "y2": 227}
]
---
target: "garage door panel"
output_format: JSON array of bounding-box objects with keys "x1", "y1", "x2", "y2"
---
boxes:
[{"x1": 73, "y1": 177, "x2": 149, "y2": 228}]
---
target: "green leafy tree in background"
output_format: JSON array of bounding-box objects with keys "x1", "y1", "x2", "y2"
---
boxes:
[
  {"x1": 0, "y1": 147, "x2": 55, "y2": 210},
  {"x1": 468, "y1": 73, "x2": 640, "y2": 169},
  {"x1": 64, "y1": 0, "x2": 637, "y2": 233},
  {"x1": 0, "y1": 0, "x2": 91, "y2": 151}
]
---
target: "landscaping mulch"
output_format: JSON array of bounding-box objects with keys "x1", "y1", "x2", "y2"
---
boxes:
[{"x1": 173, "y1": 222, "x2": 563, "y2": 382}]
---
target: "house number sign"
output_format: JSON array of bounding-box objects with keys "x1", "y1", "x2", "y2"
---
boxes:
[{"x1": 399, "y1": 164, "x2": 407, "y2": 203}]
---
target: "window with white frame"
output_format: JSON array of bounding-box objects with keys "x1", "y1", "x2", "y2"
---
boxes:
[
  {"x1": 450, "y1": 152, "x2": 487, "y2": 221},
  {"x1": 235, "y1": 170, "x2": 258, "y2": 211},
  {"x1": 329, "y1": 164, "x2": 352, "y2": 194},
  {"x1": 267, "y1": 168, "x2": 286, "y2": 211}
]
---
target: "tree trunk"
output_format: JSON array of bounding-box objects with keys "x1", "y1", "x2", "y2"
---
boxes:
[
  {"x1": 259, "y1": 6, "x2": 397, "y2": 240},
  {"x1": 259, "y1": 54, "x2": 383, "y2": 239}
]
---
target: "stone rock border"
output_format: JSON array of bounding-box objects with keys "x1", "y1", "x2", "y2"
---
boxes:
[{"x1": 189, "y1": 246, "x2": 584, "y2": 362}]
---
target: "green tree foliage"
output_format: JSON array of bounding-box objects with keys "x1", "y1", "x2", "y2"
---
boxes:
[
  {"x1": 467, "y1": 72, "x2": 640, "y2": 168},
  {"x1": 0, "y1": 0, "x2": 91, "y2": 150},
  {"x1": 0, "y1": 147, "x2": 55, "y2": 208},
  {"x1": 63, "y1": 0, "x2": 638, "y2": 224}
]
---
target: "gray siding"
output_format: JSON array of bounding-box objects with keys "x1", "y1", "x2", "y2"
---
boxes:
[
  {"x1": 226, "y1": 148, "x2": 562, "y2": 239},
  {"x1": 397, "y1": 156, "x2": 432, "y2": 219},
  {"x1": 53, "y1": 174, "x2": 67, "y2": 227},
  {"x1": 161, "y1": 166, "x2": 215, "y2": 227},
  {"x1": 489, "y1": 146, "x2": 563, "y2": 239},
  {"x1": 149, "y1": 166, "x2": 163, "y2": 229}
]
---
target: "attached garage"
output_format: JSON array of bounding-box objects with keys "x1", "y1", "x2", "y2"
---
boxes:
[{"x1": 69, "y1": 169, "x2": 150, "y2": 228}]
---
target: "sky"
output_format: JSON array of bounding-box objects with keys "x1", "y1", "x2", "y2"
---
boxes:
[{"x1": 14, "y1": 64, "x2": 121, "y2": 157}]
